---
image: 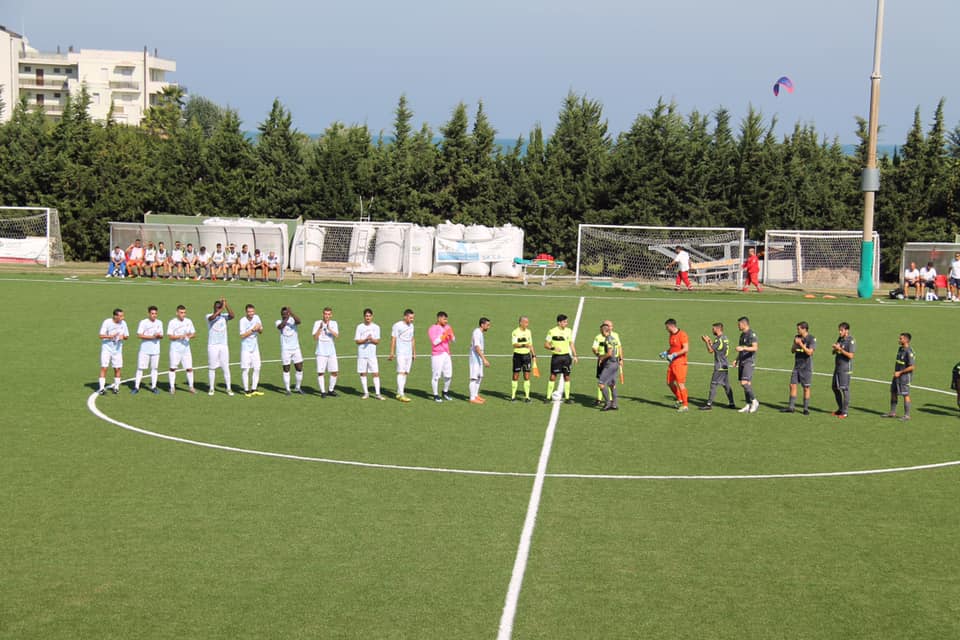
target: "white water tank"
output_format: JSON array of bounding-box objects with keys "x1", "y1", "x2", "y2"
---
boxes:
[
  {"x1": 373, "y1": 225, "x2": 405, "y2": 273},
  {"x1": 491, "y1": 224, "x2": 525, "y2": 277},
  {"x1": 408, "y1": 225, "x2": 435, "y2": 274},
  {"x1": 433, "y1": 222, "x2": 463, "y2": 275},
  {"x1": 460, "y1": 225, "x2": 493, "y2": 276}
]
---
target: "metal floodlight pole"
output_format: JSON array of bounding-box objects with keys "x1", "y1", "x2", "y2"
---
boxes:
[{"x1": 858, "y1": 0, "x2": 885, "y2": 298}]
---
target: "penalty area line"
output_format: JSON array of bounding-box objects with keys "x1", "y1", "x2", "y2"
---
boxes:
[{"x1": 497, "y1": 295, "x2": 585, "y2": 639}]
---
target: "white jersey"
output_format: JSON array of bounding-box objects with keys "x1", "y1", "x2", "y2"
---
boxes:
[
  {"x1": 675, "y1": 250, "x2": 691, "y2": 272},
  {"x1": 313, "y1": 319, "x2": 339, "y2": 356},
  {"x1": 137, "y1": 318, "x2": 164, "y2": 356},
  {"x1": 172, "y1": 248, "x2": 184, "y2": 262},
  {"x1": 184, "y1": 250, "x2": 196, "y2": 264},
  {"x1": 919, "y1": 266, "x2": 937, "y2": 281},
  {"x1": 276, "y1": 317, "x2": 300, "y2": 351},
  {"x1": 99, "y1": 319, "x2": 129, "y2": 354},
  {"x1": 110, "y1": 248, "x2": 126, "y2": 263},
  {"x1": 206, "y1": 312, "x2": 231, "y2": 347},
  {"x1": 239, "y1": 315, "x2": 262, "y2": 353},
  {"x1": 392, "y1": 321, "x2": 415, "y2": 356},
  {"x1": 904, "y1": 267, "x2": 920, "y2": 281},
  {"x1": 144, "y1": 248, "x2": 157, "y2": 262},
  {"x1": 470, "y1": 327, "x2": 485, "y2": 365},
  {"x1": 238, "y1": 251, "x2": 251, "y2": 265},
  {"x1": 355, "y1": 322, "x2": 380, "y2": 359},
  {"x1": 950, "y1": 259, "x2": 960, "y2": 279},
  {"x1": 168, "y1": 317, "x2": 196, "y2": 353},
  {"x1": 211, "y1": 250, "x2": 225, "y2": 265},
  {"x1": 266, "y1": 254, "x2": 280, "y2": 268},
  {"x1": 156, "y1": 249, "x2": 168, "y2": 263},
  {"x1": 225, "y1": 250, "x2": 238, "y2": 265}
]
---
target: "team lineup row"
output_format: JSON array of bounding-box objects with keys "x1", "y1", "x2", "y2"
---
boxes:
[
  {"x1": 106, "y1": 239, "x2": 283, "y2": 282},
  {"x1": 95, "y1": 301, "x2": 945, "y2": 417}
]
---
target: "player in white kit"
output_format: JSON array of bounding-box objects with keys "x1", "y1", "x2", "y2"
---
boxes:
[
  {"x1": 167, "y1": 305, "x2": 197, "y2": 394},
  {"x1": 239, "y1": 304, "x2": 264, "y2": 396},
  {"x1": 206, "y1": 297, "x2": 235, "y2": 396},
  {"x1": 98, "y1": 308, "x2": 130, "y2": 395},
  {"x1": 355, "y1": 308, "x2": 383, "y2": 399},
  {"x1": 468, "y1": 317, "x2": 492, "y2": 404},
  {"x1": 132, "y1": 305, "x2": 163, "y2": 394},
  {"x1": 312, "y1": 307, "x2": 340, "y2": 397},
  {"x1": 276, "y1": 307, "x2": 304, "y2": 394},
  {"x1": 389, "y1": 309, "x2": 416, "y2": 402}
]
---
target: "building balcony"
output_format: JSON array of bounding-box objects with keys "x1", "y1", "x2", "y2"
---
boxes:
[
  {"x1": 19, "y1": 80, "x2": 70, "y2": 90},
  {"x1": 109, "y1": 80, "x2": 141, "y2": 91}
]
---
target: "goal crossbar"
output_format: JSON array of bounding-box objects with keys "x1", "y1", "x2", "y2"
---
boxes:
[{"x1": 0, "y1": 206, "x2": 64, "y2": 267}]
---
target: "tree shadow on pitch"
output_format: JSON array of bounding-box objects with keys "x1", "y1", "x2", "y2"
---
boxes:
[{"x1": 918, "y1": 404, "x2": 959, "y2": 417}]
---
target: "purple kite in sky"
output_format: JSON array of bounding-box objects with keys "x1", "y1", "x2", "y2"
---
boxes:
[{"x1": 773, "y1": 76, "x2": 794, "y2": 96}]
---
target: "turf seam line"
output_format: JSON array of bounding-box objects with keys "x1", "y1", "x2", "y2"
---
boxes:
[{"x1": 497, "y1": 295, "x2": 586, "y2": 639}]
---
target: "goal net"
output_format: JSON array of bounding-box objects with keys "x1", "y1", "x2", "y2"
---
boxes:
[
  {"x1": 290, "y1": 221, "x2": 415, "y2": 279},
  {"x1": 576, "y1": 225, "x2": 745, "y2": 287},
  {"x1": 0, "y1": 206, "x2": 65, "y2": 267},
  {"x1": 763, "y1": 230, "x2": 880, "y2": 289}
]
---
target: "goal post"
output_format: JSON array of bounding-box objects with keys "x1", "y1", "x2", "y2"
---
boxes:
[
  {"x1": 576, "y1": 225, "x2": 745, "y2": 287},
  {"x1": 0, "y1": 206, "x2": 65, "y2": 267},
  {"x1": 762, "y1": 230, "x2": 880, "y2": 289}
]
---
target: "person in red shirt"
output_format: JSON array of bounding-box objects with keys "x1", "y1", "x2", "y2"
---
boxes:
[
  {"x1": 742, "y1": 247, "x2": 762, "y2": 292},
  {"x1": 661, "y1": 318, "x2": 690, "y2": 412}
]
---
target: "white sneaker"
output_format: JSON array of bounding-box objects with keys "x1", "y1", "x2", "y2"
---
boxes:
[
  {"x1": 749, "y1": 399, "x2": 759, "y2": 413},
  {"x1": 227, "y1": 390, "x2": 235, "y2": 397},
  {"x1": 738, "y1": 404, "x2": 751, "y2": 413},
  {"x1": 208, "y1": 389, "x2": 215, "y2": 396},
  {"x1": 375, "y1": 394, "x2": 385, "y2": 400}
]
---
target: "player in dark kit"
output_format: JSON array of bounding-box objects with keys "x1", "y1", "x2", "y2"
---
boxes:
[
  {"x1": 952, "y1": 360, "x2": 960, "y2": 416},
  {"x1": 883, "y1": 332, "x2": 915, "y2": 421},
  {"x1": 782, "y1": 321, "x2": 815, "y2": 415},
  {"x1": 733, "y1": 316, "x2": 759, "y2": 413},
  {"x1": 831, "y1": 322, "x2": 856, "y2": 419},
  {"x1": 699, "y1": 322, "x2": 736, "y2": 410}
]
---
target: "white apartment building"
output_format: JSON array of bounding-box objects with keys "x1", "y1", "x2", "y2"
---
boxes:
[{"x1": 0, "y1": 25, "x2": 176, "y2": 126}]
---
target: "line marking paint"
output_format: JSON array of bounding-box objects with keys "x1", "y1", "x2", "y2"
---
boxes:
[{"x1": 497, "y1": 295, "x2": 586, "y2": 639}]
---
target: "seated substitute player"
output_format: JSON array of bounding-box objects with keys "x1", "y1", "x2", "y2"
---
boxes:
[
  {"x1": 183, "y1": 243, "x2": 198, "y2": 279},
  {"x1": 597, "y1": 322, "x2": 621, "y2": 411},
  {"x1": 265, "y1": 250, "x2": 282, "y2": 282},
  {"x1": 98, "y1": 308, "x2": 129, "y2": 394},
  {"x1": 210, "y1": 243, "x2": 227, "y2": 281},
  {"x1": 312, "y1": 306, "x2": 340, "y2": 397},
  {"x1": 355, "y1": 308, "x2": 384, "y2": 399},
  {"x1": 468, "y1": 317, "x2": 491, "y2": 404},
  {"x1": 126, "y1": 239, "x2": 145, "y2": 278},
  {"x1": 238, "y1": 244, "x2": 253, "y2": 281},
  {"x1": 143, "y1": 241, "x2": 158, "y2": 279},
  {"x1": 206, "y1": 297, "x2": 235, "y2": 396},
  {"x1": 661, "y1": 319, "x2": 690, "y2": 412},
  {"x1": 918, "y1": 261, "x2": 937, "y2": 300},
  {"x1": 132, "y1": 305, "x2": 163, "y2": 394},
  {"x1": 782, "y1": 321, "x2": 816, "y2": 414},
  {"x1": 883, "y1": 332, "x2": 916, "y2": 421},
  {"x1": 831, "y1": 322, "x2": 856, "y2": 419},
  {"x1": 276, "y1": 307, "x2": 304, "y2": 395},
  {"x1": 239, "y1": 304, "x2": 264, "y2": 396},
  {"x1": 170, "y1": 241, "x2": 185, "y2": 280},
  {"x1": 195, "y1": 246, "x2": 211, "y2": 281},
  {"x1": 167, "y1": 305, "x2": 197, "y2": 394},
  {"x1": 733, "y1": 316, "x2": 759, "y2": 413},
  {"x1": 155, "y1": 242, "x2": 170, "y2": 279},
  {"x1": 106, "y1": 245, "x2": 127, "y2": 278},
  {"x1": 903, "y1": 261, "x2": 921, "y2": 300},
  {"x1": 510, "y1": 315, "x2": 536, "y2": 403},
  {"x1": 592, "y1": 319, "x2": 622, "y2": 405},
  {"x1": 252, "y1": 249, "x2": 264, "y2": 281},
  {"x1": 545, "y1": 314, "x2": 578, "y2": 404},
  {"x1": 389, "y1": 309, "x2": 416, "y2": 403},
  {"x1": 428, "y1": 311, "x2": 456, "y2": 402},
  {"x1": 699, "y1": 322, "x2": 736, "y2": 410},
  {"x1": 224, "y1": 243, "x2": 239, "y2": 281}
]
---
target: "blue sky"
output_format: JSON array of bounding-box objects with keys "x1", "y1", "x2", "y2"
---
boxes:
[{"x1": 4, "y1": 0, "x2": 957, "y2": 145}]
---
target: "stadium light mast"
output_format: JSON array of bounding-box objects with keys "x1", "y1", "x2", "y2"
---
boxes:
[{"x1": 858, "y1": 0, "x2": 885, "y2": 298}]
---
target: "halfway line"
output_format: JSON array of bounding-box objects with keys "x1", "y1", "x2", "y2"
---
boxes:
[{"x1": 497, "y1": 295, "x2": 585, "y2": 639}]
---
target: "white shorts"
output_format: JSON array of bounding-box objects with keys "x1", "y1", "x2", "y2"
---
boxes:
[
  {"x1": 170, "y1": 347, "x2": 193, "y2": 370},
  {"x1": 100, "y1": 348, "x2": 123, "y2": 369},
  {"x1": 281, "y1": 348, "x2": 303, "y2": 366},
  {"x1": 316, "y1": 354, "x2": 339, "y2": 373},
  {"x1": 395, "y1": 354, "x2": 413, "y2": 374},
  {"x1": 431, "y1": 353, "x2": 452, "y2": 379},
  {"x1": 240, "y1": 349, "x2": 261, "y2": 370},
  {"x1": 208, "y1": 344, "x2": 230, "y2": 370},
  {"x1": 469, "y1": 358, "x2": 484, "y2": 380},
  {"x1": 137, "y1": 352, "x2": 160, "y2": 371},
  {"x1": 357, "y1": 356, "x2": 379, "y2": 374}
]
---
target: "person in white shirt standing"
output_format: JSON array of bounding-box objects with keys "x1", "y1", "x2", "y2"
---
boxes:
[
  {"x1": 669, "y1": 245, "x2": 694, "y2": 291},
  {"x1": 132, "y1": 305, "x2": 163, "y2": 394},
  {"x1": 312, "y1": 307, "x2": 340, "y2": 397},
  {"x1": 276, "y1": 307, "x2": 304, "y2": 394},
  {"x1": 949, "y1": 252, "x2": 960, "y2": 302},
  {"x1": 355, "y1": 308, "x2": 384, "y2": 399},
  {"x1": 170, "y1": 241, "x2": 185, "y2": 280},
  {"x1": 98, "y1": 308, "x2": 129, "y2": 395},
  {"x1": 468, "y1": 317, "x2": 492, "y2": 404},
  {"x1": 238, "y1": 304, "x2": 264, "y2": 396},
  {"x1": 389, "y1": 309, "x2": 416, "y2": 402},
  {"x1": 206, "y1": 297, "x2": 235, "y2": 396},
  {"x1": 167, "y1": 305, "x2": 197, "y2": 394}
]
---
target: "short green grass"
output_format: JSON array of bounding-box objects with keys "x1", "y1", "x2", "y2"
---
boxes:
[{"x1": 2, "y1": 273, "x2": 958, "y2": 639}]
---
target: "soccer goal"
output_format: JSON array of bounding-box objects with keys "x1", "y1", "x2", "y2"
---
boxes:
[
  {"x1": 762, "y1": 230, "x2": 880, "y2": 289},
  {"x1": 575, "y1": 225, "x2": 746, "y2": 287},
  {"x1": 0, "y1": 206, "x2": 65, "y2": 267}
]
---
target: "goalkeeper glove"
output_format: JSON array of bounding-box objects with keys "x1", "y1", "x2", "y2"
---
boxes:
[
  {"x1": 667, "y1": 353, "x2": 675, "y2": 363},
  {"x1": 658, "y1": 351, "x2": 668, "y2": 360}
]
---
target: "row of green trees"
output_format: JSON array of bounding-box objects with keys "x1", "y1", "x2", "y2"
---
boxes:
[{"x1": 0, "y1": 86, "x2": 958, "y2": 279}]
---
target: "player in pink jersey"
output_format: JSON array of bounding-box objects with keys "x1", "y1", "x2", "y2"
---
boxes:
[{"x1": 428, "y1": 311, "x2": 455, "y2": 402}]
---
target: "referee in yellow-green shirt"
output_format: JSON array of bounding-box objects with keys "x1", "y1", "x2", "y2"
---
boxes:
[{"x1": 545, "y1": 314, "x2": 578, "y2": 403}]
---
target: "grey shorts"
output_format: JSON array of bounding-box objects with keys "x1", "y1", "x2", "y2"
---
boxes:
[
  {"x1": 738, "y1": 360, "x2": 755, "y2": 383},
  {"x1": 710, "y1": 369, "x2": 731, "y2": 388},
  {"x1": 832, "y1": 371, "x2": 851, "y2": 390},
  {"x1": 598, "y1": 361, "x2": 619, "y2": 386},
  {"x1": 890, "y1": 376, "x2": 911, "y2": 396},
  {"x1": 790, "y1": 367, "x2": 813, "y2": 387}
]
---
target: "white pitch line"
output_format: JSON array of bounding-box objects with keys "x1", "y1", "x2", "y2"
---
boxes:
[{"x1": 497, "y1": 296, "x2": 585, "y2": 640}]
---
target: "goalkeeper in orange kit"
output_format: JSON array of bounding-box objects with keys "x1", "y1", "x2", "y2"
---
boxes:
[{"x1": 660, "y1": 318, "x2": 690, "y2": 412}]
